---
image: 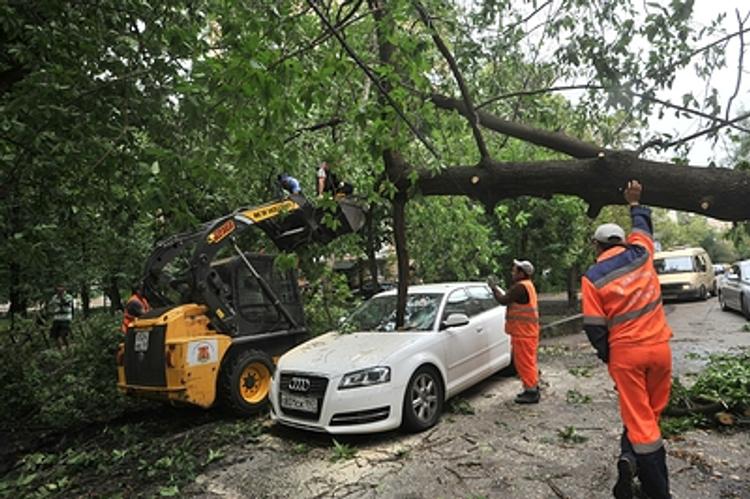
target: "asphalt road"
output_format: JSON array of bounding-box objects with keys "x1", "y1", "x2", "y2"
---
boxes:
[{"x1": 187, "y1": 297, "x2": 750, "y2": 499}]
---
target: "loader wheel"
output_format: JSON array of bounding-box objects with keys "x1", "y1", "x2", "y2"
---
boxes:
[{"x1": 220, "y1": 349, "x2": 274, "y2": 415}]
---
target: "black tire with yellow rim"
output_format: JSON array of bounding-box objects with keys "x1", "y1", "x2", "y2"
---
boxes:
[{"x1": 220, "y1": 349, "x2": 274, "y2": 415}]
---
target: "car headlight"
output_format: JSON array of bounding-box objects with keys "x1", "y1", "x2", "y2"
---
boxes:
[
  {"x1": 681, "y1": 283, "x2": 691, "y2": 290},
  {"x1": 338, "y1": 366, "x2": 391, "y2": 390}
]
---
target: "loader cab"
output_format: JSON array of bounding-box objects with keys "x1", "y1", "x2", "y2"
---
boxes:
[{"x1": 210, "y1": 253, "x2": 306, "y2": 336}]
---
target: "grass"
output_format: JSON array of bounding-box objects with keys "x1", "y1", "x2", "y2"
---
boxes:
[
  {"x1": 448, "y1": 398, "x2": 476, "y2": 415},
  {"x1": 557, "y1": 426, "x2": 588, "y2": 444},
  {"x1": 568, "y1": 366, "x2": 594, "y2": 378},
  {"x1": 565, "y1": 389, "x2": 592, "y2": 404},
  {"x1": 330, "y1": 440, "x2": 357, "y2": 462}
]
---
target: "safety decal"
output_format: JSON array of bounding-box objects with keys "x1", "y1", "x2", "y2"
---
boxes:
[
  {"x1": 207, "y1": 219, "x2": 236, "y2": 244},
  {"x1": 241, "y1": 199, "x2": 299, "y2": 222}
]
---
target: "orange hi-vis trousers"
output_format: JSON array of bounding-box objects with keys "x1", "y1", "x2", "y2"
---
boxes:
[
  {"x1": 511, "y1": 336, "x2": 539, "y2": 389},
  {"x1": 608, "y1": 341, "x2": 672, "y2": 454}
]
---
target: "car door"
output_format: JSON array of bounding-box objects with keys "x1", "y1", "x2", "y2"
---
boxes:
[
  {"x1": 724, "y1": 264, "x2": 742, "y2": 310},
  {"x1": 466, "y1": 285, "x2": 510, "y2": 375},
  {"x1": 440, "y1": 288, "x2": 488, "y2": 396}
]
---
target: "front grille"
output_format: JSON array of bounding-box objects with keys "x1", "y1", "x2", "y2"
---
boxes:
[
  {"x1": 661, "y1": 283, "x2": 687, "y2": 292},
  {"x1": 124, "y1": 325, "x2": 167, "y2": 387},
  {"x1": 330, "y1": 406, "x2": 390, "y2": 426},
  {"x1": 278, "y1": 372, "x2": 329, "y2": 421}
]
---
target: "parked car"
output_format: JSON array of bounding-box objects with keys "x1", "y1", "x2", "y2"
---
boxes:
[
  {"x1": 270, "y1": 282, "x2": 511, "y2": 434},
  {"x1": 653, "y1": 247, "x2": 715, "y2": 299},
  {"x1": 717, "y1": 260, "x2": 750, "y2": 319}
]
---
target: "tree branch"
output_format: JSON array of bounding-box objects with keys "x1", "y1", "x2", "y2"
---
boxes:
[
  {"x1": 416, "y1": 154, "x2": 750, "y2": 221},
  {"x1": 662, "y1": 110, "x2": 750, "y2": 149},
  {"x1": 306, "y1": 0, "x2": 442, "y2": 161},
  {"x1": 725, "y1": 10, "x2": 747, "y2": 123},
  {"x1": 431, "y1": 93, "x2": 602, "y2": 158},
  {"x1": 477, "y1": 84, "x2": 750, "y2": 134},
  {"x1": 269, "y1": 2, "x2": 370, "y2": 71},
  {"x1": 413, "y1": 1, "x2": 489, "y2": 161},
  {"x1": 284, "y1": 118, "x2": 344, "y2": 143}
]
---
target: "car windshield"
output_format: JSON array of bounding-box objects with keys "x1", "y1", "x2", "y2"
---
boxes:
[
  {"x1": 343, "y1": 293, "x2": 443, "y2": 332},
  {"x1": 654, "y1": 256, "x2": 694, "y2": 274}
]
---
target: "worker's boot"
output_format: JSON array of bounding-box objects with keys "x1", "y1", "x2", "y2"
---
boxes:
[
  {"x1": 612, "y1": 453, "x2": 636, "y2": 499},
  {"x1": 514, "y1": 387, "x2": 540, "y2": 404},
  {"x1": 635, "y1": 447, "x2": 671, "y2": 499}
]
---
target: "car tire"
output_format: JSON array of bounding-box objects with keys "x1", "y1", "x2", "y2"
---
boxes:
[
  {"x1": 742, "y1": 294, "x2": 750, "y2": 321},
  {"x1": 219, "y1": 349, "x2": 275, "y2": 416},
  {"x1": 699, "y1": 285, "x2": 708, "y2": 301},
  {"x1": 401, "y1": 365, "x2": 443, "y2": 433},
  {"x1": 719, "y1": 291, "x2": 729, "y2": 311}
]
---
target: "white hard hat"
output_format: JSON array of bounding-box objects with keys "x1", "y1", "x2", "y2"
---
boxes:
[
  {"x1": 593, "y1": 223, "x2": 625, "y2": 244},
  {"x1": 512, "y1": 259, "x2": 535, "y2": 276}
]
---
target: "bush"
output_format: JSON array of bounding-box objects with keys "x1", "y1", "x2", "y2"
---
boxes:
[{"x1": 0, "y1": 313, "x2": 146, "y2": 431}]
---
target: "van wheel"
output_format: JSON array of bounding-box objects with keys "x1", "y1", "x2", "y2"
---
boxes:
[
  {"x1": 220, "y1": 349, "x2": 274, "y2": 415},
  {"x1": 699, "y1": 285, "x2": 708, "y2": 301},
  {"x1": 402, "y1": 366, "x2": 443, "y2": 432}
]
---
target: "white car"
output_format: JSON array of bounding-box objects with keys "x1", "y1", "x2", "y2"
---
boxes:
[{"x1": 270, "y1": 282, "x2": 511, "y2": 434}]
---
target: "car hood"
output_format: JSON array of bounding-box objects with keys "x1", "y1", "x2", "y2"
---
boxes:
[{"x1": 279, "y1": 331, "x2": 431, "y2": 375}]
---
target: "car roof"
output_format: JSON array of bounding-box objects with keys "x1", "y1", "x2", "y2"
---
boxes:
[
  {"x1": 654, "y1": 247, "x2": 707, "y2": 258},
  {"x1": 373, "y1": 282, "x2": 487, "y2": 297}
]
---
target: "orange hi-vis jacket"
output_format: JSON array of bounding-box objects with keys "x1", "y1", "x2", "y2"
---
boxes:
[
  {"x1": 505, "y1": 280, "x2": 540, "y2": 338},
  {"x1": 582, "y1": 206, "x2": 672, "y2": 360},
  {"x1": 120, "y1": 293, "x2": 150, "y2": 333}
]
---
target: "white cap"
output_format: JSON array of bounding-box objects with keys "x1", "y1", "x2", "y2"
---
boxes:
[
  {"x1": 593, "y1": 223, "x2": 625, "y2": 244},
  {"x1": 512, "y1": 259, "x2": 535, "y2": 276}
]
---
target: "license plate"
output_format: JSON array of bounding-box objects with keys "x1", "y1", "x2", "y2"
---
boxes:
[
  {"x1": 134, "y1": 330, "x2": 150, "y2": 352},
  {"x1": 280, "y1": 392, "x2": 317, "y2": 413}
]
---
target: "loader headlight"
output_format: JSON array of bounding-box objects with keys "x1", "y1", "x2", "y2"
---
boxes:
[{"x1": 338, "y1": 366, "x2": 390, "y2": 390}]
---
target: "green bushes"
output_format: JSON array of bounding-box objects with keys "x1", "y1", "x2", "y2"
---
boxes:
[{"x1": 0, "y1": 313, "x2": 146, "y2": 431}]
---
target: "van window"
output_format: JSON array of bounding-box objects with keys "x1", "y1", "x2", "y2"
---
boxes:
[
  {"x1": 694, "y1": 256, "x2": 706, "y2": 272},
  {"x1": 654, "y1": 256, "x2": 694, "y2": 274}
]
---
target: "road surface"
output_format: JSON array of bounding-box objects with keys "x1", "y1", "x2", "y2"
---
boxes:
[{"x1": 187, "y1": 297, "x2": 750, "y2": 499}]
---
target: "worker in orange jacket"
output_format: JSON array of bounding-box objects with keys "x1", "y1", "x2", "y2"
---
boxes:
[
  {"x1": 120, "y1": 283, "x2": 151, "y2": 334},
  {"x1": 488, "y1": 259, "x2": 540, "y2": 404},
  {"x1": 582, "y1": 180, "x2": 672, "y2": 499}
]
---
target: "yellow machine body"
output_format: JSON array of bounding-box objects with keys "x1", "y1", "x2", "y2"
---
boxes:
[{"x1": 117, "y1": 303, "x2": 232, "y2": 408}]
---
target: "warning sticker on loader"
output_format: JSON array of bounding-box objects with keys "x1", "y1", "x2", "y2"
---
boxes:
[{"x1": 187, "y1": 339, "x2": 219, "y2": 366}]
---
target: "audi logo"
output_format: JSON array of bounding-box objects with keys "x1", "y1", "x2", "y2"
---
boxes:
[{"x1": 288, "y1": 377, "x2": 311, "y2": 392}]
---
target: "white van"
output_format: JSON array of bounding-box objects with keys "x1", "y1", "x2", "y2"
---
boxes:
[{"x1": 653, "y1": 247, "x2": 715, "y2": 300}]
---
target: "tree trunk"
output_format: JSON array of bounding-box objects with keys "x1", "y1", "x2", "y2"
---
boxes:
[
  {"x1": 106, "y1": 275, "x2": 122, "y2": 313},
  {"x1": 417, "y1": 155, "x2": 750, "y2": 221},
  {"x1": 393, "y1": 193, "x2": 409, "y2": 327},
  {"x1": 365, "y1": 208, "x2": 379, "y2": 285},
  {"x1": 80, "y1": 282, "x2": 90, "y2": 318},
  {"x1": 566, "y1": 265, "x2": 579, "y2": 311}
]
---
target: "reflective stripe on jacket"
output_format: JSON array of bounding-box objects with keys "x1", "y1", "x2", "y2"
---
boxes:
[
  {"x1": 120, "y1": 294, "x2": 150, "y2": 333},
  {"x1": 582, "y1": 206, "x2": 672, "y2": 348},
  {"x1": 505, "y1": 279, "x2": 539, "y2": 338}
]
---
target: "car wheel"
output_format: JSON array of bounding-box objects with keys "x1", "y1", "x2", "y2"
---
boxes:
[
  {"x1": 742, "y1": 295, "x2": 750, "y2": 321},
  {"x1": 719, "y1": 291, "x2": 729, "y2": 311},
  {"x1": 219, "y1": 349, "x2": 274, "y2": 415},
  {"x1": 699, "y1": 285, "x2": 708, "y2": 301},
  {"x1": 402, "y1": 366, "x2": 443, "y2": 432}
]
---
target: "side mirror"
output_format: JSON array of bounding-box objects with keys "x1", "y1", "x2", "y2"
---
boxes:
[
  {"x1": 442, "y1": 313, "x2": 470, "y2": 329},
  {"x1": 727, "y1": 273, "x2": 740, "y2": 281}
]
